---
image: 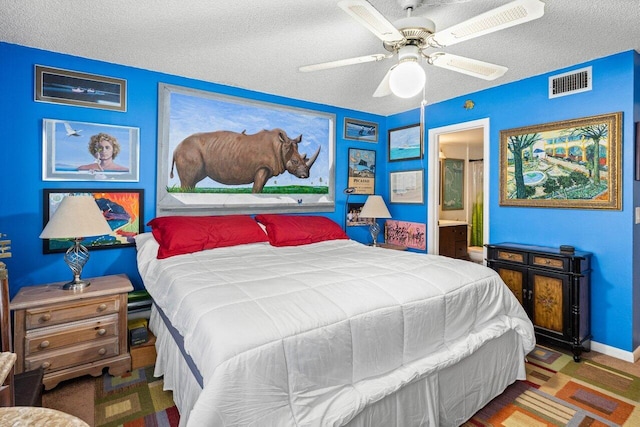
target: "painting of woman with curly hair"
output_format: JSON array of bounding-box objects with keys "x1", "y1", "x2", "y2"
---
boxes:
[
  {"x1": 77, "y1": 132, "x2": 129, "y2": 172},
  {"x1": 43, "y1": 119, "x2": 139, "y2": 182}
]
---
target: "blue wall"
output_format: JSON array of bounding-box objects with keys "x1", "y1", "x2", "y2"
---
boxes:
[
  {"x1": 410, "y1": 51, "x2": 637, "y2": 353},
  {"x1": 0, "y1": 42, "x2": 386, "y2": 294},
  {"x1": 2, "y1": 41, "x2": 639, "y2": 354}
]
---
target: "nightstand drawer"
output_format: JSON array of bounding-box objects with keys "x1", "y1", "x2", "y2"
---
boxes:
[
  {"x1": 24, "y1": 337, "x2": 119, "y2": 373},
  {"x1": 25, "y1": 296, "x2": 119, "y2": 330},
  {"x1": 25, "y1": 314, "x2": 118, "y2": 354}
]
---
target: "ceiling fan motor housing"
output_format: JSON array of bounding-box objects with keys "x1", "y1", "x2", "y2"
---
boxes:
[{"x1": 384, "y1": 16, "x2": 436, "y2": 51}]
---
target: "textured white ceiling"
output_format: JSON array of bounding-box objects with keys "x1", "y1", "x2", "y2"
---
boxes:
[{"x1": 1, "y1": 0, "x2": 638, "y2": 116}]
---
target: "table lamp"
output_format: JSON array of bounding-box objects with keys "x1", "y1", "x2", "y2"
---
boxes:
[
  {"x1": 39, "y1": 195, "x2": 112, "y2": 290},
  {"x1": 359, "y1": 195, "x2": 391, "y2": 247}
]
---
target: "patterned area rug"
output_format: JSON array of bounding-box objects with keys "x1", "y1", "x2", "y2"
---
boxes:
[
  {"x1": 44, "y1": 345, "x2": 639, "y2": 426},
  {"x1": 464, "y1": 345, "x2": 640, "y2": 426},
  {"x1": 95, "y1": 366, "x2": 179, "y2": 427}
]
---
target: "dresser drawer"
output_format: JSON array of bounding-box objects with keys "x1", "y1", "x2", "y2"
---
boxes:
[
  {"x1": 531, "y1": 254, "x2": 568, "y2": 271},
  {"x1": 440, "y1": 225, "x2": 467, "y2": 240},
  {"x1": 24, "y1": 337, "x2": 119, "y2": 373},
  {"x1": 454, "y1": 240, "x2": 468, "y2": 259},
  {"x1": 25, "y1": 314, "x2": 118, "y2": 355},
  {"x1": 494, "y1": 248, "x2": 527, "y2": 264},
  {"x1": 25, "y1": 296, "x2": 119, "y2": 330}
]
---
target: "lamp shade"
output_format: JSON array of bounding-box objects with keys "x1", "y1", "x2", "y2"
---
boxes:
[
  {"x1": 359, "y1": 195, "x2": 391, "y2": 219},
  {"x1": 40, "y1": 195, "x2": 112, "y2": 239}
]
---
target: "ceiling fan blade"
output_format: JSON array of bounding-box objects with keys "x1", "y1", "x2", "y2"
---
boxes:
[
  {"x1": 428, "y1": 53, "x2": 507, "y2": 80},
  {"x1": 430, "y1": 0, "x2": 545, "y2": 47},
  {"x1": 299, "y1": 53, "x2": 390, "y2": 72},
  {"x1": 338, "y1": 0, "x2": 405, "y2": 43},
  {"x1": 373, "y1": 67, "x2": 393, "y2": 97}
]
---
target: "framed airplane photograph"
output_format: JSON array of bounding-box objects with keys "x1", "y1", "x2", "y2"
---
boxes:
[
  {"x1": 35, "y1": 65, "x2": 127, "y2": 111},
  {"x1": 344, "y1": 118, "x2": 378, "y2": 142}
]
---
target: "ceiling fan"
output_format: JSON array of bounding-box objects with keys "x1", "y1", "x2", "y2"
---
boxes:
[{"x1": 299, "y1": 0, "x2": 545, "y2": 98}]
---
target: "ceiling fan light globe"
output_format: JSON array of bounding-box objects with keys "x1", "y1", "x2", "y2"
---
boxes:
[{"x1": 389, "y1": 60, "x2": 425, "y2": 98}]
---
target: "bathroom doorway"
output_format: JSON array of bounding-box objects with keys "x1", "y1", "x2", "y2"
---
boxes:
[{"x1": 426, "y1": 119, "x2": 490, "y2": 263}]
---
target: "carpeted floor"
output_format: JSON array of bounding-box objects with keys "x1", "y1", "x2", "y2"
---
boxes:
[
  {"x1": 464, "y1": 345, "x2": 640, "y2": 426},
  {"x1": 43, "y1": 366, "x2": 178, "y2": 427},
  {"x1": 42, "y1": 345, "x2": 640, "y2": 426}
]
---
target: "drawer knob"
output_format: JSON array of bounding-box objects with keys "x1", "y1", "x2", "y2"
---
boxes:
[
  {"x1": 97, "y1": 303, "x2": 108, "y2": 312},
  {"x1": 40, "y1": 313, "x2": 51, "y2": 322},
  {"x1": 98, "y1": 348, "x2": 107, "y2": 356},
  {"x1": 39, "y1": 340, "x2": 50, "y2": 349},
  {"x1": 41, "y1": 361, "x2": 51, "y2": 370},
  {"x1": 97, "y1": 328, "x2": 107, "y2": 336}
]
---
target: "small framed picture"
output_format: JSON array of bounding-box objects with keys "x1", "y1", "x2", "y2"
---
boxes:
[
  {"x1": 390, "y1": 169, "x2": 424, "y2": 204},
  {"x1": 344, "y1": 118, "x2": 378, "y2": 142},
  {"x1": 346, "y1": 202, "x2": 373, "y2": 227},
  {"x1": 388, "y1": 124, "x2": 422, "y2": 162},
  {"x1": 35, "y1": 65, "x2": 127, "y2": 111},
  {"x1": 442, "y1": 158, "x2": 464, "y2": 210},
  {"x1": 385, "y1": 219, "x2": 426, "y2": 250},
  {"x1": 43, "y1": 189, "x2": 144, "y2": 254},
  {"x1": 348, "y1": 148, "x2": 376, "y2": 194},
  {"x1": 42, "y1": 118, "x2": 140, "y2": 182}
]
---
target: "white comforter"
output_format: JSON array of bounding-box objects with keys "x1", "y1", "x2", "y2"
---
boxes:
[{"x1": 136, "y1": 233, "x2": 535, "y2": 426}]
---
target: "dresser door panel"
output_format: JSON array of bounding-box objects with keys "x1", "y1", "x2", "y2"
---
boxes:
[
  {"x1": 495, "y1": 263, "x2": 528, "y2": 308},
  {"x1": 530, "y1": 271, "x2": 565, "y2": 334}
]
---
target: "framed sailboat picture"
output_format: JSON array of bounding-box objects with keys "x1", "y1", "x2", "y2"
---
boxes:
[{"x1": 388, "y1": 124, "x2": 422, "y2": 162}]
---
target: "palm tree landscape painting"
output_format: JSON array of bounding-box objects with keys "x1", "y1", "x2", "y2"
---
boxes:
[{"x1": 499, "y1": 112, "x2": 621, "y2": 209}]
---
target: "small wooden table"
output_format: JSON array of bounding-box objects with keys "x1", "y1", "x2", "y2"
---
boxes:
[
  {"x1": 11, "y1": 274, "x2": 132, "y2": 389},
  {"x1": 0, "y1": 406, "x2": 89, "y2": 426}
]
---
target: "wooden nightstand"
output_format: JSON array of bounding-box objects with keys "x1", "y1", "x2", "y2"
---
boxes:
[
  {"x1": 11, "y1": 274, "x2": 133, "y2": 390},
  {"x1": 377, "y1": 243, "x2": 407, "y2": 251}
]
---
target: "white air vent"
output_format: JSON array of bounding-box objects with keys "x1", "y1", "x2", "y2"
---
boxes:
[{"x1": 549, "y1": 66, "x2": 592, "y2": 98}]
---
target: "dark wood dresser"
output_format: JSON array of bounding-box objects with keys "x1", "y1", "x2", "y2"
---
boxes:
[
  {"x1": 439, "y1": 224, "x2": 468, "y2": 259},
  {"x1": 486, "y1": 243, "x2": 592, "y2": 361}
]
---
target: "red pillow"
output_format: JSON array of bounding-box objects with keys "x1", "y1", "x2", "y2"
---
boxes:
[
  {"x1": 255, "y1": 214, "x2": 348, "y2": 247},
  {"x1": 147, "y1": 215, "x2": 268, "y2": 259}
]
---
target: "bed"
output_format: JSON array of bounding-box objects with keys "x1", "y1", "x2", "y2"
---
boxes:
[{"x1": 135, "y1": 214, "x2": 535, "y2": 427}]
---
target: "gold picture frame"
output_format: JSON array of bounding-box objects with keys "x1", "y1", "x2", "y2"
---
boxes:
[{"x1": 499, "y1": 112, "x2": 622, "y2": 210}]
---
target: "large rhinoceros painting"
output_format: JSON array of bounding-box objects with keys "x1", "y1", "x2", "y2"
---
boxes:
[
  {"x1": 171, "y1": 128, "x2": 320, "y2": 193},
  {"x1": 160, "y1": 85, "x2": 333, "y2": 198}
]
